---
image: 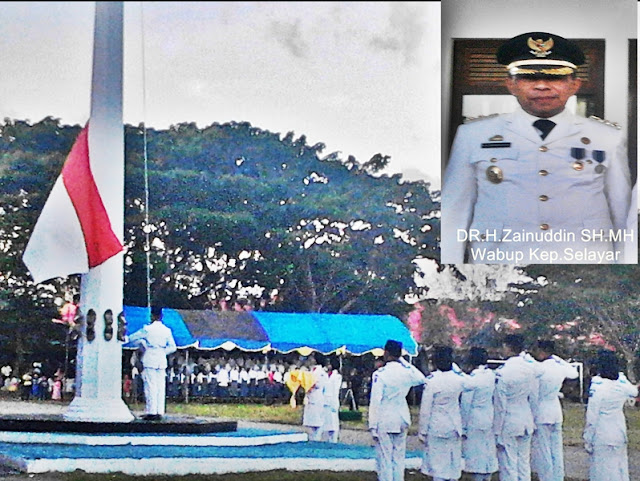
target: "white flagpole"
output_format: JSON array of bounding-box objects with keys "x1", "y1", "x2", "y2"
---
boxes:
[{"x1": 64, "y1": 1, "x2": 133, "y2": 422}]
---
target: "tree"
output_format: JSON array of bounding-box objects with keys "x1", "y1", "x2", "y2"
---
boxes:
[
  {"x1": 405, "y1": 260, "x2": 539, "y2": 349},
  {"x1": 122, "y1": 121, "x2": 439, "y2": 317},
  {"x1": 513, "y1": 264, "x2": 640, "y2": 382},
  {"x1": 0, "y1": 117, "x2": 440, "y2": 366}
]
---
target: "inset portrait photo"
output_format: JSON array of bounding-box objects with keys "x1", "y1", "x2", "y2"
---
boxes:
[{"x1": 440, "y1": 0, "x2": 637, "y2": 265}]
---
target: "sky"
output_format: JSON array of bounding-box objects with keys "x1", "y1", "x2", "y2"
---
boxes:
[{"x1": 0, "y1": 2, "x2": 441, "y2": 190}]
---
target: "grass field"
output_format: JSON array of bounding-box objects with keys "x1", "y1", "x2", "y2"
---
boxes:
[{"x1": 159, "y1": 399, "x2": 640, "y2": 451}]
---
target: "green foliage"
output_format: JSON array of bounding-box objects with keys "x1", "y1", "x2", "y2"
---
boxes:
[
  {"x1": 0, "y1": 117, "x2": 439, "y2": 366},
  {"x1": 511, "y1": 263, "x2": 640, "y2": 380},
  {"x1": 120, "y1": 120, "x2": 439, "y2": 315}
]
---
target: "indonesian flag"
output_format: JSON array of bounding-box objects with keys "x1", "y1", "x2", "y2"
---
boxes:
[{"x1": 22, "y1": 125, "x2": 123, "y2": 284}]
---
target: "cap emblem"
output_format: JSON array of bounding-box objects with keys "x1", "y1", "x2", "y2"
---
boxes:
[{"x1": 527, "y1": 37, "x2": 554, "y2": 58}]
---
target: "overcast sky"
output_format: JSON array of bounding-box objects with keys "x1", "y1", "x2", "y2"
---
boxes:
[{"x1": 0, "y1": 2, "x2": 441, "y2": 190}]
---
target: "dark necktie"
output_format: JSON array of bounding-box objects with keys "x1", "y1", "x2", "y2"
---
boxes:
[{"x1": 533, "y1": 119, "x2": 556, "y2": 140}]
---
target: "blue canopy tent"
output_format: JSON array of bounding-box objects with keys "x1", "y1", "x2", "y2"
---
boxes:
[{"x1": 124, "y1": 307, "x2": 418, "y2": 356}]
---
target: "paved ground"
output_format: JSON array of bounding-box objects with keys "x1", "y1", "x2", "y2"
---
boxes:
[{"x1": 0, "y1": 400, "x2": 637, "y2": 480}]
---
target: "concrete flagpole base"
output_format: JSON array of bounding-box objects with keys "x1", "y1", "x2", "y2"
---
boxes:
[{"x1": 63, "y1": 396, "x2": 134, "y2": 423}]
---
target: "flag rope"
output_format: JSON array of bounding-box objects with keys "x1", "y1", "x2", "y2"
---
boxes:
[{"x1": 140, "y1": 2, "x2": 152, "y2": 310}]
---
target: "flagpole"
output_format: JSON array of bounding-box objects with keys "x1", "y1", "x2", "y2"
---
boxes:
[{"x1": 64, "y1": 1, "x2": 133, "y2": 422}]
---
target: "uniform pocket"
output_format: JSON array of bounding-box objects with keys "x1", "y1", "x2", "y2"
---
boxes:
[{"x1": 470, "y1": 147, "x2": 518, "y2": 165}]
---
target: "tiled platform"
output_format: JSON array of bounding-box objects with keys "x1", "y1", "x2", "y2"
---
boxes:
[
  {"x1": 0, "y1": 440, "x2": 422, "y2": 475},
  {"x1": 0, "y1": 414, "x2": 421, "y2": 475}
]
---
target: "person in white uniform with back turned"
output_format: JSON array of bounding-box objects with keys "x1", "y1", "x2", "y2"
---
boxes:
[
  {"x1": 584, "y1": 349, "x2": 638, "y2": 481},
  {"x1": 460, "y1": 347, "x2": 498, "y2": 481},
  {"x1": 493, "y1": 334, "x2": 543, "y2": 481},
  {"x1": 127, "y1": 306, "x2": 177, "y2": 420},
  {"x1": 418, "y1": 345, "x2": 470, "y2": 481},
  {"x1": 323, "y1": 355, "x2": 343, "y2": 442},
  {"x1": 302, "y1": 352, "x2": 328, "y2": 441},
  {"x1": 530, "y1": 339, "x2": 579, "y2": 481},
  {"x1": 369, "y1": 339, "x2": 426, "y2": 481}
]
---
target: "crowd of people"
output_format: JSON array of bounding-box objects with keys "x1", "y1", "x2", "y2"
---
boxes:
[
  {"x1": 368, "y1": 335, "x2": 638, "y2": 481},
  {"x1": 123, "y1": 349, "x2": 375, "y2": 411},
  {"x1": 1, "y1": 362, "x2": 68, "y2": 402}
]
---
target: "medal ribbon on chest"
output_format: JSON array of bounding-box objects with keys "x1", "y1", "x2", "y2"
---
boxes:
[{"x1": 571, "y1": 147, "x2": 585, "y2": 171}]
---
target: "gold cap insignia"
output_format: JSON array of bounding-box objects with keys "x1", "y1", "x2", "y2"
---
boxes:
[{"x1": 528, "y1": 37, "x2": 554, "y2": 58}]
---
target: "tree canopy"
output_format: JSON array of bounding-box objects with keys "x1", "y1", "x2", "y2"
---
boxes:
[{"x1": 0, "y1": 117, "x2": 439, "y2": 369}]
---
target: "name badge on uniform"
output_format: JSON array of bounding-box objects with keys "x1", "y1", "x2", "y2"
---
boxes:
[{"x1": 481, "y1": 142, "x2": 511, "y2": 148}]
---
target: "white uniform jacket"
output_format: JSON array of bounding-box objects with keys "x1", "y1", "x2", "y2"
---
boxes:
[
  {"x1": 441, "y1": 107, "x2": 632, "y2": 264},
  {"x1": 533, "y1": 355, "x2": 579, "y2": 425},
  {"x1": 303, "y1": 365, "x2": 328, "y2": 427},
  {"x1": 368, "y1": 359, "x2": 426, "y2": 434},
  {"x1": 324, "y1": 371, "x2": 342, "y2": 431},
  {"x1": 461, "y1": 365, "x2": 496, "y2": 432},
  {"x1": 493, "y1": 353, "x2": 544, "y2": 440},
  {"x1": 584, "y1": 374, "x2": 638, "y2": 448},
  {"x1": 128, "y1": 321, "x2": 177, "y2": 369},
  {"x1": 418, "y1": 369, "x2": 470, "y2": 438}
]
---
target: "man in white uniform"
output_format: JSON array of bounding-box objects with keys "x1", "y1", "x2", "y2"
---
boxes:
[
  {"x1": 460, "y1": 347, "x2": 498, "y2": 481},
  {"x1": 493, "y1": 334, "x2": 543, "y2": 481},
  {"x1": 530, "y1": 340, "x2": 579, "y2": 481},
  {"x1": 302, "y1": 353, "x2": 328, "y2": 441},
  {"x1": 442, "y1": 31, "x2": 632, "y2": 264},
  {"x1": 369, "y1": 340, "x2": 426, "y2": 481},
  {"x1": 128, "y1": 307, "x2": 177, "y2": 420},
  {"x1": 418, "y1": 345, "x2": 470, "y2": 481},
  {"x1": 323, "y1": 356, "x2": 343, "y2": 443}
]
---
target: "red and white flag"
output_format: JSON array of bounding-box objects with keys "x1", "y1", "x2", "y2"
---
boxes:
[{"x1": 22, "y1": 125, "x2": 123, "y2": 284}]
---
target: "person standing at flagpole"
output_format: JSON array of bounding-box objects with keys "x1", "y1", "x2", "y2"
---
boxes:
[{"x1": 127, "y1": 307, "x2": 177, "y2": 420}]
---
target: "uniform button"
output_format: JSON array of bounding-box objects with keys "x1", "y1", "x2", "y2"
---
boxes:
[
  {"x1": 538, "y1": 170, "x2": 549, "y2": 176},
  {"x1": 539, "y1": 146, "x2": 548, "y2": 152},
  {"x1": 540, "y1": 223, "x2": 550, "y2": 231},
  {"x1": 539, "y1": 195, "x2": 549, "y2": 201},
  {"x1": 490, "y1": 157, "x2": 498, "y2": 163}
]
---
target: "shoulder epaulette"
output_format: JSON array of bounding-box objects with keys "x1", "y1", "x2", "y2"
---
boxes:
[
  {"x1": 589, "y1": 116, "x2": 622, "y2": 130},
  {"x1": 463, "y1": 113, "x2": 499, "y2": 124}
]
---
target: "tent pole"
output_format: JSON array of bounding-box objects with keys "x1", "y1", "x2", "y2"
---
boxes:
[{"x1": 185, "y1": 349, "x2": 190, "y2": 404}]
